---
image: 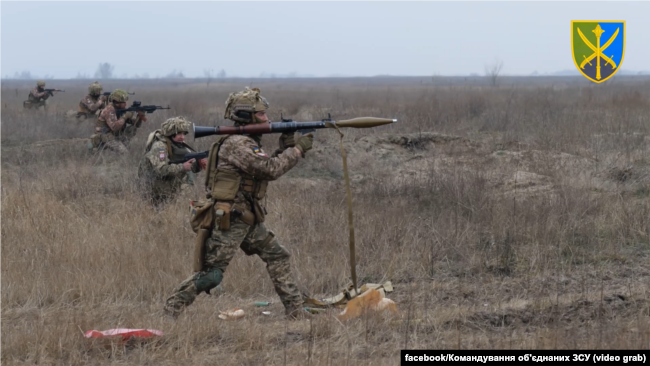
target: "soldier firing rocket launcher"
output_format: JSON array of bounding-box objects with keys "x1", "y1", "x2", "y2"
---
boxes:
[{"x1": 192, "y1": 116, "x2": 397, "y2": 140}]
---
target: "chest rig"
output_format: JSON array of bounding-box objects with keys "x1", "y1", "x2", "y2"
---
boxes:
[{"x1": 205, "y1": 136, "x2": 268, "y2": 224}]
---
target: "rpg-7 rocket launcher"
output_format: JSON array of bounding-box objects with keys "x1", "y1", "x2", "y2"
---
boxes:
[{"x1": 192, "y1": 116, "x2": 397, "y2": 139}]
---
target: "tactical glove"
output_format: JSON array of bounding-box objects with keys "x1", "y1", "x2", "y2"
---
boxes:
[
  {"x1": 137, "y1": 110, "x2": 147, "y2": 122},
  {"x1": 295, "y1": 133, "x2": 313, "y2": 155},
  {"x1": 198, "y1": 158, "x2": 208, "y2": 170},
  {"x1": 121, "y1": 111, "x2": 134, "y2": 120},
  {"x1": 279, "y1": 132, "x2": 296, "y2": 150}
]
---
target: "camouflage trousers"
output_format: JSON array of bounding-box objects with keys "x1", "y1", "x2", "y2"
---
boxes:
[
  {"x1": 164, "y1": 218, "x2": 302, "y2": 317},
  {"x1": 101, "y1": 139, "x2": 129, "y2": 154},
  {"x1": 23, "y1": 100, "x2": 47, "y2": 110},
  {"x1": 138, "y1": 169, "x2": 196, "y2": 208}
]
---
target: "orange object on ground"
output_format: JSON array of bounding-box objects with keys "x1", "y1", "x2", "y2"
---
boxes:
[
  {"x1": 336, "y1": 289, "x2": 398, "y2": 321},
  {"x1": 84, "y1": 328, "x2": 163, "y2": 341}
]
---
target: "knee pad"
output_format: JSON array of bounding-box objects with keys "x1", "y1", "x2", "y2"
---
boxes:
[{"x1": 194, "y1": 268, "x2": 223, "y2": 295}]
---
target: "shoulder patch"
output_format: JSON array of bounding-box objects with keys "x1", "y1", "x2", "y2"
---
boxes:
[
  {"x1": 158, "y1": 148, "x2": 166, "y2": 161},
  {"x1": 252, "y1": 146, "x2": 268, "y2": 157}
]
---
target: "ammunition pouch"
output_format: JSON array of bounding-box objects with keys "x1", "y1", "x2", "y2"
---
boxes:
[
  {"x1": 189, "y1": 198, "x2": 216, "y2": 233},
  {"x1": 194, "y1": 268, "x2": 223, "y2": 295},
  {"x1": 232, "y1": 203, "x2": 256, "y2": 226},
  {"x1": 210, "y1": 169, "x2": 241, "y2": 201},
  {"x1": 214, "y1": 201, "x2": 232, "y2": 231},
  {"x1": 242, "y1": 178, "x2": 268, "y2": 200}
]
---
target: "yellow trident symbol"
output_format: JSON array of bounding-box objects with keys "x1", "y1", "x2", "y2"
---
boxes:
[{"x1": 578, "y1": 24, "x2": 619, "y2": 80}]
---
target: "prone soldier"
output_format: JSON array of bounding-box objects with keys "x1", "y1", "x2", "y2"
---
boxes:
[
  {"x1": 163, "y1": 87, "x2": 314, "y2": 320},
  {"x1": 138, "y1": 117, "x2": 208, "y2": 207}
]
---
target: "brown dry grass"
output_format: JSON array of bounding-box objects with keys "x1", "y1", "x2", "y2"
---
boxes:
[{"x1": 2, "y1": 77, "x2": 650, "y2": 365}]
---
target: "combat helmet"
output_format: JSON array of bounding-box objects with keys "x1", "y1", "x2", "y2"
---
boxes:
[
  {"x1": 161, "y1": 116, "x2": 191, "y2": 137},
  {"x1": 224, "y1": 87, "x2": 269, "y2": 125},
  {"x1": 109, "y1": 89, "x2": 129, "y2": 103},
  {"x1": 88, "y1": 81, "x2": 103, "y2": 96},
  {"x1": 36, "y1": 80, "x2": 46, "y2": 88}
]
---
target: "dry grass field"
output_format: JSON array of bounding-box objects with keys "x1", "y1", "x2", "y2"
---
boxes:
[{"x1": 2, "y1": 76, "x2": 650, "y2": 365}]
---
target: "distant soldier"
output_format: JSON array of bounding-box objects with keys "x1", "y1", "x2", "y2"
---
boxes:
[
  {"x1": 138, "y1": 117, "x2": 208, "y2": 207},
  {"x1": 75, "y1": 81, "x2": 106, "y2": 122},
  {"x1": 163, "y1": 87, "x2": 314, "y2": 320},
  {"x1": 89, "y1": 89, "x2": 145, "y2": 154},
  {"x1": 23, "y1": 80, "x2": 58, "y2": 110}
]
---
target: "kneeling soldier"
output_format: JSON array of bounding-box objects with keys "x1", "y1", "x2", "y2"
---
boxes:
[
  {"x1": 89, "y1": 89, "x2": 144, "y2": 154},
  {"x1": 23, "y1": 80, "x2": 55, "y2": 110},
  {"x1": 76, "y1": 81, "x2": 106, "y2": 122},
  {"x1": 138, "y1": 117, "x2": 208, "y2": 206}
]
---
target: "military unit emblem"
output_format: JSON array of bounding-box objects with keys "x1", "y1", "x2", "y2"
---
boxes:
[{"x1": 571, "y1": 21, "x2": 625, "y2": 83}]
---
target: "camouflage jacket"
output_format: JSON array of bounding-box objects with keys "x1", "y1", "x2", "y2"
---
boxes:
[
  {"x1": 28, "y1": 88, "x2": 50, "y2": 102},
  {"x1": 138, "y1": 137, "x2": 200, "y2": 197},
  {"x1": 212, "y1": 135, "x2": 301, "y2": 207},
  {"x1": 96, "y1": 104, "x2": 142, "y2": 137},
  {"x1": 79, "y1": 94, "x2": 105, "y2": 116}
]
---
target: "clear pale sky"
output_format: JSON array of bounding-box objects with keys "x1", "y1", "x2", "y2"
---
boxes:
[{"x1": 2, "y1": 1, "x2": 648, "y2": 78}]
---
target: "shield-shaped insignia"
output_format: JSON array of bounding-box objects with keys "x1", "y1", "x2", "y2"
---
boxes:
[{"x1": 572, "y1": 21, "x2": 625, "y2": 83}]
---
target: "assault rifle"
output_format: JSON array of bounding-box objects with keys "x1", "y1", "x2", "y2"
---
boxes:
[
  {"x1": 115, "y1": 101, "x2": 171, "y2": 118},
  {"x1": 193, "y1": 116, "x2": 397, "y2": 140},
  {"x1": 102, "y1": 91, "x2": 135, "y2": 97},
  {"x1": 168, "y1": 151, "x2": 209, "y2": 165},
  {"x1": 44, "y1": 88, "x2": 64, "y2": 96}
]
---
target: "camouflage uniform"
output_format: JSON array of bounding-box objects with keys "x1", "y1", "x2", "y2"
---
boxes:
[
  {"x1": 164, "y1": 88, "x2": 311, "y2": 319},
  {"x1": 23, "y1": 81, "x2": 50, "y2": 110},
  {"x1": 90, "y1": 89, "x2": 142, "y2": 154},
  {"x1": 76, "y1": 82, "x2": 105, "y2": 122},
  {"x1": 138, "y1": 117, "x2": 201, "y2": 206}
]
